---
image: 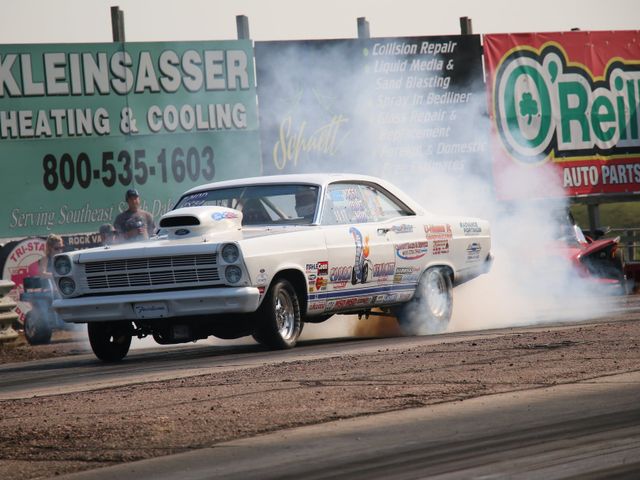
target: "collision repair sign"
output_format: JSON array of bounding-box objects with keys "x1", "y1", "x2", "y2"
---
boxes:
[
  {"x1": 0, "y1": 40, "x2": 261, "y2": 238},
  {"x1": 255, "y1": 36, "x2": 489, "y2": 182},
  {"x1": 484, "y1": 30, "x2": 640, "y2": 199}
]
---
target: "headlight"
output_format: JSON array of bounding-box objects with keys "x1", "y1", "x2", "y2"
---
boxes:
[
  {"x1": 225, "y1": 265, "x2": 242, "y2": 284},
  {"x1": 54, "y1": 255, "x2": 72, "y2": 275},
  {"x1": 58, "y1": 277, "x2": 76, "y2": 295},
  {"x1": 221, "y1": 243, "x2": 240, "y2": 263}
]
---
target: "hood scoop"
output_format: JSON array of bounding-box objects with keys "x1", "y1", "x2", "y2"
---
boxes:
[
  {"x1": 160, "y1": 216, "x2": 200, "y2": 228},
  {"x1": 159, "y1": 206, "x2": 243, "y2": 237}
]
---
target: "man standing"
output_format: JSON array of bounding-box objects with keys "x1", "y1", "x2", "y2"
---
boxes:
[{"x1": 114, "y1": 189, "x2": 156, "y2": 242}]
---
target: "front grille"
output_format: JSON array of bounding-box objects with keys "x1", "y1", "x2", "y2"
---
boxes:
[{"x1": 84, "y1": 253, "x2": 219, "y2": 290}]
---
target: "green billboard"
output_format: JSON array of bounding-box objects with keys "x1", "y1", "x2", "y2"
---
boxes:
[{"x1": 0, "y1": 40, "x2": 261, "y2": 238}]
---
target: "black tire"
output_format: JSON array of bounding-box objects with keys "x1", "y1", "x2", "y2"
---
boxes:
[
  {"x1": 24, "y1": 310, "x2": 52, "y2": 345},
  {"x1": 252, "y1": 278, "x2": 303, "y2": 349},
  {"x1": 361, "y1": 262, "x2": 369, "y2": 284},
  {"x1": 395, "y1": 267, "x2": 453, "y2": 335},
  {"x1": 88, "y1": 321, "x2": 132, "y2": 362}
]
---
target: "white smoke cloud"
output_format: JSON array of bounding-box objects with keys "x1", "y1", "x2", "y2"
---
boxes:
[{"x1": 255, "y1": 37, "x2": 616, "y2": 337}]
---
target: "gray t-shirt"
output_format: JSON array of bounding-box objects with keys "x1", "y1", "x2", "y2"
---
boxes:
[{"x1": 114, "y1": 209, "x2": 156, "y2": 241}]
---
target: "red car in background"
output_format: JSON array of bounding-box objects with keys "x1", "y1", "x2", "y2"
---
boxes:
[{"x1": 557, "y1": 212, "x2": 628, "y2": 294}]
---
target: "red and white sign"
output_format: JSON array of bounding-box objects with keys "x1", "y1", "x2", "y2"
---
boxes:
[
  {"x1": 484, "y1": 30, "x2": 640, "y2": 198},
  {"x1": 2, "y1": 237, "x2": 46, "y2": 323}
]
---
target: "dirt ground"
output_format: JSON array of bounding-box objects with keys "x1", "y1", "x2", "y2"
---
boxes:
[
  {"x1": 0, "y1": 329, "x2": 89, "y2": 364},
  {"x1": 1, "y1": 317, "x2": 640, "y2": 480}
]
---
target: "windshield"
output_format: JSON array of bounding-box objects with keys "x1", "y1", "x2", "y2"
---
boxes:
[{"x1": 175, "y1": 184, "x2": 320, "y2": 226}]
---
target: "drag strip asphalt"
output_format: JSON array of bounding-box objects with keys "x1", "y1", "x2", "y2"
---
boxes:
[
  {"x1": 0, "y1": 328, "x2": 552, "y2": 400},
  {"x1": 0, "y1": 315, "x2": 629, "y2": 401},
  {"x1": 58, "y1": 371, "x2": 640, "y2": 480}
]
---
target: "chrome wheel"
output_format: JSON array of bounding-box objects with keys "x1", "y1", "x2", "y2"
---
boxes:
[
  {"x1": 424, "y1": 268, "x2": 449, "y2": 319},
  {"x1": 275, "y1": 290, "x2": 295, "y2": 341},
  {"x1": 253, "y1": 278, "x2": 303, "y2": 349}
]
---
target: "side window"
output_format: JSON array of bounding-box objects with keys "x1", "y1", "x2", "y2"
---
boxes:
[
  {"x1": 321, "y1": 184, "x2": 374, "y2": 225},
  {"x1": 360, "y1": 184, "x2": 412, "y2": 221}
]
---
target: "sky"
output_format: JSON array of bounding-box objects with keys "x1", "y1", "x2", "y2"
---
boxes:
[{"x1": 0, "y1": 0, "x2": 638, "y2": 45}]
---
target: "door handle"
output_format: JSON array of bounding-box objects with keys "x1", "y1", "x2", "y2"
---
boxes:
[{"x1": 377, "y1": 227, "x2": 390, "y2": 235}]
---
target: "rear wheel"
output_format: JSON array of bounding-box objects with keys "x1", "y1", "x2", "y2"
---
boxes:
[
  {"x1": 395, "y1": 267, "x2": 453, "y2": 335},
  {"x1": 24, "y1": 310, "x2": 52, "y2": 345},
  {"x1": 252, "y1": 278, "x2": 302, "y2": 349},
  {"x1": 88, "y1": 321, "x2": 132, "y2": 362}
]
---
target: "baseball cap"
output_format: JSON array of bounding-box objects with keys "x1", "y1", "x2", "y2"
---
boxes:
[
  {"x1": 125, "y1": 189, "x2": 140, "y2": 200},
  {"x1": 99, "y1": 223, "x2": 116, "y2": 235}
]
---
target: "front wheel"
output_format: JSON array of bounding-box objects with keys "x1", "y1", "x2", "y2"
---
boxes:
[
  {"x1": 252, "y1": 278, "x2": 303, "y2": 349},
  {"x1": 395, "y1": 267, "x2": 453, "y2": 335},
  {"x1": 88, "y1": 321, "x2": 132, "y2": 362}
]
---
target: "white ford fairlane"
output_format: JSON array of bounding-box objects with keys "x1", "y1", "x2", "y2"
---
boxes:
[{"x1": 53, "y1": 174, "x2": 492, "y2": 362}]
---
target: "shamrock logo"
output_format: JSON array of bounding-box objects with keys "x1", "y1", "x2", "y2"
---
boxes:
[{"x1": 519, "y1": 92, "x2": 538, "y2": 125}]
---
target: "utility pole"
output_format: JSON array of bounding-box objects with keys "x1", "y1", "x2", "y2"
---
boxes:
[{"x1": 110, "y1": 6, "x2": 125, "y2": 42}]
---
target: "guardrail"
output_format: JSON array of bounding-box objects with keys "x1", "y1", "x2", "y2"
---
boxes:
[
  {"x1": 609, "y1": 228, "x2": 640, "y2": 262},
  {"x1": 0, "y1": 280, "x2": 18, "y2": 343}
]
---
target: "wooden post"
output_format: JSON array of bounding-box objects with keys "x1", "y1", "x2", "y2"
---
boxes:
[
  {"x1": 111, "y1": 6, "x2": 125, "y2": 42},
  {"x1": 459, "y1": 16, "x2": 473, "y2": 35},
  {"x1": 236, "y1": 15, "x2": 250, "y2": 40},
  {"x1": 626, "y1": 230, "x2": 635, "y2": 261},
  {"x1": 587, "y1": 204, "x2": 600, "y2": 233},
  {"x1": 357, "y1": 17, "x2": 370, "y2": 39}
]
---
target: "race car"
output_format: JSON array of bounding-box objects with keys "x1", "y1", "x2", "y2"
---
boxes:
[
  {"x1": 52, "y1": 173, "x2": 492, "y2": 362},
  {"x1": 557, "y1": 211, "x2": 628, "y2": 294}
]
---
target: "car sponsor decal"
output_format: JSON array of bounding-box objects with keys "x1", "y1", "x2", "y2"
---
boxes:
[
  {"x1": 393, "y1": 266, "x2": 420, "y2": 284},
  {"x1": 306, "y1": 261, "x2": 329, "y2": 292},
  {"x1": 395, "y1": 241, "x2": 429, "y2": 260},
  {"x1": 373, "y1": 262, "x2": 396, "y2": 281},
  {"x1": 460, "y1": 221, "x2": 482, "y2": 235},
  {"x1": 397, "y1": 292, "x2": 414, "y2": 302},
  {"x1": 180, "y1": 192, "x2": 208, "y2": 207},
  {"x1": 349, "y1": 227, "x2": 371, "y2": 284},
  {"x1": 256, "y1": 269, "x2": 268, "y2": 286},
  {"x1": 424, "y1": 224, "x2": 453, "y2": 240},
  {"x1": 308, "y1": 283, "x2": 417, "y2": 302},
  {"x1": 466, "y1": 242, "x2": 482, "y2": 261},
  {"x1": 330, "y1": 265, "x2": 352, "y2": 289},
  {"x1": 334, "y1": 296, "x2": 373, "y2": 309},
  {"x1": 390, "y1": 224, "x2": 414, "y2": 234},
  {"x1": 432, "y1": 239, "x2": 450, "y2": 255},
  {"x1": 308, "y1": 301, "x2": 326, "y2": 312},
  {"x1": 212, "y1": 211, "x2": 239, "y2": 221},
  {"x1": 317, "y1": 287, "x2": 417, "y2": 311}
]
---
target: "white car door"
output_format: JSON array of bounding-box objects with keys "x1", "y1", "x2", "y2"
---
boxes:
[
  {"x1": 319, "y1": 183, "x2": 396, "y2": 313},
  {"x1": 358, "y1": 183, "x2": 423, "y2": 305}
]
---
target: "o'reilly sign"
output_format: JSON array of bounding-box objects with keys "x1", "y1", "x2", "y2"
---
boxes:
[
  {"x1": 494, "y1": 43, "x2": 640, "y2": 164},
  {"x1": 485, "y1": 31, "x2": 640, "y2": 198}
]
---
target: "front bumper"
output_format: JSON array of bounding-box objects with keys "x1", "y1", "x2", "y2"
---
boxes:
[{"x1": 52, "y1": 287, "x2": 261, "y2": 323}]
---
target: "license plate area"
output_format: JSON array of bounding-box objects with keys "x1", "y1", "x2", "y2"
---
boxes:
[{"x1": 133, "y1": 302, "x2": 168, "y2": 319}]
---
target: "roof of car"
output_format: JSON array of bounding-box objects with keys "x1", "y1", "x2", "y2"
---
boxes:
[
  {"x1": 184, "y1": 173, "x2": 392, "y2": 194},
  {"x1": 181, "y1": 173, "x2": 427, "y2": 215}
]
